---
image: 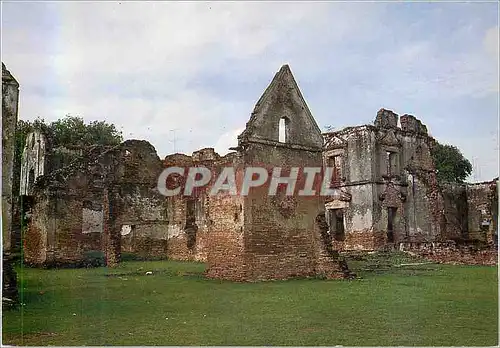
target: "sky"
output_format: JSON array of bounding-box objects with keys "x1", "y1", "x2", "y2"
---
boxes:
[{"x1": 2, "y1": 1, "x2": 498, "y2": 182}]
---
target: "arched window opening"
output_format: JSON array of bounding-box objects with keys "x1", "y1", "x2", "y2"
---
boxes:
[{"x1": 278, "y1": 117, "x2": 289, "y2": 143}]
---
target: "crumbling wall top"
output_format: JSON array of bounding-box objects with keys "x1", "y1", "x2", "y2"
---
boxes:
[
  {"x1": 2, "y1": 62, "x2": 19, "y2": 87},
  {"x1": 374, "y1": 108, "x2": 398, "y2": 129},
  {"x1": 192, "y1": 148, "x2": 220, "y2": 162},
  {"x1": 164, "y1": 153, "x2": 194, "y2": 167},
  {"x1": 400, "y1": 114, "x2": 428, "y2": 135}
]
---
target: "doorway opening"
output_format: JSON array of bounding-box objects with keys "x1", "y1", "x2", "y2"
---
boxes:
[
  {"x1": 387, "y1": 207, "x2": 397, "y2": 243},
  {"x1": 327, "y1": 208, "x2": 345, "y2": 241}
]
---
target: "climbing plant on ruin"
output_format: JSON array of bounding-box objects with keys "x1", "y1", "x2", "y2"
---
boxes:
[{"x1": 431, "y1": 141, "x2": 472, "y2": 184}]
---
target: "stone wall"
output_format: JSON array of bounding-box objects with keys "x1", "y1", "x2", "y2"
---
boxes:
[
  {"x1": 323, "y1": 109, "x2": 447, "y2": 250},
  {"x1": 439, "y1": 179, "x2": 498, "y2": 245},
  {"x1": 466, "y1": 179, "x2": 498, "y2": 243},
  {"x1": 24, "y1": 166, "x2": 106, "y2": 266},
  {"x1": 163, "y1": 149, "x2": 217, "y2": 262},
  {"x1": 2, "y1": 63, "x2": 19, "y2": 251},
  {"x1": 2, "y1": 63, "x2": 19, "y2": 308},
  {"x1": 441, "y1": 183, "x2": 469, "y2": 240},
  {"x1": 24, "y1": 140, "x2": 168, "y2": 266},
  {"x1": 323, "y1": 108, "x2": 497, "y2": 251},
  {"x1": 20, "y1": 130, "x2": 50, "y2": 196},
  {"x1": 115, "y1": 140, "x2": 168, "y2": 259},
  {"x1": 206, "y1": 65, "x2": 346, "y2": 281},
  {"x1": 241, "y1": 145, "x2": 333, "y2": 280}
]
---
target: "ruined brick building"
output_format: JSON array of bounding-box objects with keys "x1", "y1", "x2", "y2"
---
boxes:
[
  {"x1": 16, "y1": 64, "x2": 498, "y2": 280},
  {"x1": 21, "y1": 137, "x2": 169, "y2": 266},
  {"x1": 321, "y1": 109, "x2": 498, "y2": 250},
  {"x1": 20, "y1": 65, "x2": 346, "y2": 280},
  {"x1": 322, "y1": 109, "x2": 446, "y2": 249},
  {"x1": 203, "y1": 64, "x2": 344, "y2": 280}
]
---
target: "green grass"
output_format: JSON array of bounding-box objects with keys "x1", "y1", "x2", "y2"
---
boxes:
[{"x1": 2, "y1": 252, "x2": 498, "y2": 346}]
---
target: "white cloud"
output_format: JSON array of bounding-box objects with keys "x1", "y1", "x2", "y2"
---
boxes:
[
  {"x1": 2, "y1": 2, "x2": 498, "y2": 181},
  {"x1": 4, "y1": 2, "x2": 341, "y2": 156},
  {"x1": 214, "y1": 128, "x2": 245, "y2": 155}
]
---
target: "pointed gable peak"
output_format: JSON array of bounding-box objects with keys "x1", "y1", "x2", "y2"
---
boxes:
[
  {"x1": 279, "y1": 63, "x2": 291, "y2": 73},
  {"x1": 238, "y1": 65, "x2": 323, "y2": 149},
  {"x1": 253, "y1": 64, "x2": 298, "y2": 107}
]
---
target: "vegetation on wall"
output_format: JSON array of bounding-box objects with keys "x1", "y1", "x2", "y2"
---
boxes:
[
  {"x1": 15, "y1": 115, "x2": 123, "y2": 159},
  {"x1": 431, "y1": 141, "x2": 472, "y2": 184}
]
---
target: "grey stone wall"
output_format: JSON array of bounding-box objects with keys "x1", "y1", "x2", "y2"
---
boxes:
[
  {"x1": 2, "y1": 63, "x2": 19, "y2": 251},
  {"x1": 466, "y1": 179, "x2": 498, "y2": 243},
  {"x1": 20, "y1": 130, "x2": 49, "y2": 196},
  {"x1": 2, "y1": 63, "x2": 19, "y2": 308},
  {"x1": 323, "y1": 109, "x2": 446, "y2": 250}
]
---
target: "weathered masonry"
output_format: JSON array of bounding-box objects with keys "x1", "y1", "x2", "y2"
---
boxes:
[
  {"x1": 203, "y1": 65, "x2": 345, "y2": 281},
  {"x1": 162, "y1": 66, "x2": 347, "y2": 280},
  {"x1": 322, "y1": 109, "x2": 447, "y2": 250},
  {"x1": 2, "y1": 63, "x2": 20, "y2": 307},
  {"x1": 22, "y1": 139, "x2": 169, "y2": 266},
  {"x1": 2, "y1": 63, "x2": 19, "y2": 252},
  {"x1": 18, "y1": 63, "x2": 497, "y2": 274},
  {"x1": 322, "y1": 109, "x2": 498, "y2": 250},
  {"x1": 441, "y1": 179, "x2": 498, "y2": 245}
]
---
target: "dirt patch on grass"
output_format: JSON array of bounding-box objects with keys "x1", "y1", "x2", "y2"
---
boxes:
[{"x1": 3, "y1": 331, "x2": 58, "y2": 346}]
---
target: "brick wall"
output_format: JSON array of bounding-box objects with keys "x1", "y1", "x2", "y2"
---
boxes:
[{"x1": 205, "y1": 192, "x2": 246, "y2": 280}]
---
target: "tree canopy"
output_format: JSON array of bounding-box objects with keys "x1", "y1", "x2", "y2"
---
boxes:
[
  {"x1": 49, "y1": 116, "x2": 123, "y2": 148},
  {"x1": 16, "y1": 115, "x2": 123, "y2": 151},
  {"x1": 431, "y1": 141, "x2": 472, "y2": 184},
  {"x1": 14, "y1": 115, "x2": 123, "y2": 174}
]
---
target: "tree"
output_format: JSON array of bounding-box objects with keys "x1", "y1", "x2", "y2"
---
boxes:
[
  {"x1": 14, "y1": 115, "x2": 123, "y2": 191},
  {"x1": 431, "y1": 142, "x2": 472, "y2": 184},
  {"x1": 49, "y1": 115, "x2": 123, "y2": 148}
]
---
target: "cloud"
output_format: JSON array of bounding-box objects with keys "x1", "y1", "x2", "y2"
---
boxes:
[
  {"x1": 2, "y1": 2, "x2": 498, "y2": 181},
  {"x1": 214, "y1": 128, "x2": 245, "y2": 155}
]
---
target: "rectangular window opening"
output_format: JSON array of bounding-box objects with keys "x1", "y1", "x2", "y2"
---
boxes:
[
  {"x1": 328, "y1": 155, "x2": 343, "y2": 187},
  {"x1": 386, "y1": 151, "x2": 398, "y2": 176},
  {"x1": 328, "y1": 208, "x2": 345, "y2": 241},
  {"x1": 279, "y1": 117, "x2": 288, "y2": 143}
]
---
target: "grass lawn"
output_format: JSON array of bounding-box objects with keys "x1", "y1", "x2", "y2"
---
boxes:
[{"x1": 2, "y1": 252, "x2": 498, "y2": 346}]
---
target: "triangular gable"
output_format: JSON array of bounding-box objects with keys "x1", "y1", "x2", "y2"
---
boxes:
[
  {"x1": 238, "y1": 65, "x2": 323, "y2": 149},
  {"x1": 324, "y1": 133, "x2": 347, "y2": 150}
]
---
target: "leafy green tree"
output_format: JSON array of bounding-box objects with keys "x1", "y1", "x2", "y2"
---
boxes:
[
  {"x1": 13, "y1": 115, "x2": 123, "y2": 192},
  {"x1": 49, "y1": 115, "x2": 123, "y2": 148},
  {"x1": 431, "y1": 142, "x2": 472, "y2": 184},
  {"x1": 15, "y1": 115, "x2": 123, "y2": 156}
]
